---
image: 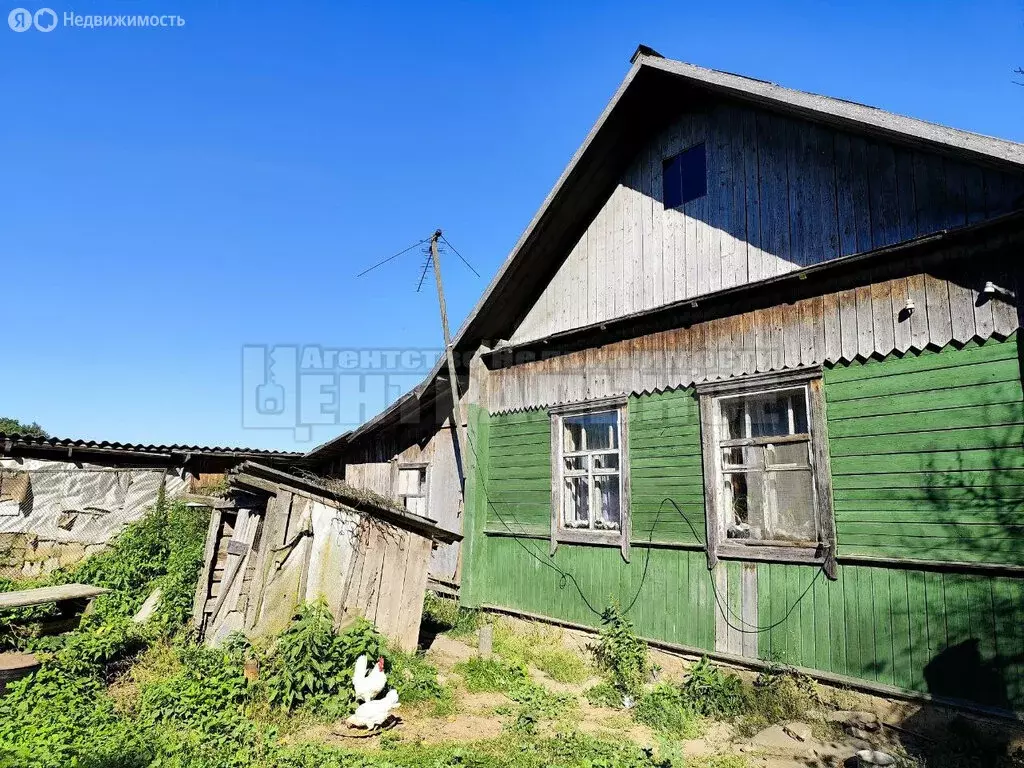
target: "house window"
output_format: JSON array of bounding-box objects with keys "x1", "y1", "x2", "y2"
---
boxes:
[
  {"x1": 663, "y1": 142, "x2": 707, "y2": 209},
  {"x1": 697, "y1": 370, "x2": 836, "y2": 577},
  {"x1": 397, "y1": 464, "x2": 428, "y2": 516},
  {"x1": 549, "y1": 398, "x2": 631, "y2": 560}
]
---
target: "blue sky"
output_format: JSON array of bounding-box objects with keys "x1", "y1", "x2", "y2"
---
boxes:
[{"x1": 2, "y1": 0, "x2": 1022, "y2": 451}]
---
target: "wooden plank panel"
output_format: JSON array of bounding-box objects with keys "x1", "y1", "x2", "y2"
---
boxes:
[
  {"x1": 839, "y1": 289, "x2": 859, "y2": 361},
  {"x1": 867, "y1": 141, "x2": 901, "y2": 249},
  {"x1": 870, "y1": 277, "x2": 895, "y2": 357},
  {"x1": 856, "y1": 285, "x2": 874, "y2": 359},
  {"x1": 907, "y1": 274, "x2": 930, "y2": 350},
  {"x1": 742, "y1": 109, "x2": 764, "y2": 284},
  {"x1": 756, "y1": 112, "x2": 790, "y2": 277},
  {"x1": 835, "y1": 133, "x2": 873, "y2": 257},
  {"x1": 891, "y1": 277, "x2": 913, "y2": 352},
  {"x1": 924, "y1": 274, "x2": 953, "y2": 347}
]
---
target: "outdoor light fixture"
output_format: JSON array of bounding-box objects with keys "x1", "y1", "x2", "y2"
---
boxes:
[
  {"x1": 903, "y1": 297, "x2": 915, "y2": 315},
  {"x1": 983, "y1": 281, "x2": 997, "y2": 295}
]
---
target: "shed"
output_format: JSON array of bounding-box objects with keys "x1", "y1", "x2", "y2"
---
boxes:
[
  {"x1": 192, "y1": 462, "x2": 461, "y2": 651},
  {"x1": 0, "y1": 433, "x2": 301, "y2": 579}
]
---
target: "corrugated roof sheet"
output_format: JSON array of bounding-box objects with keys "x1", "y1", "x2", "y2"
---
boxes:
[{"x1": 0, "y1": 433, "x2": 302, "y2": 458}]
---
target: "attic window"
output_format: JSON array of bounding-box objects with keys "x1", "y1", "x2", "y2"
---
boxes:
[{"x1": 663, "y1": 142, "x2": 707, "y2": 208}]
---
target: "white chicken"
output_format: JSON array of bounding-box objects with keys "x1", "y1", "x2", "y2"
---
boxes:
[
  {"x1": 346, "y1": 688, "x2": 400, "y2": 729},
  {"x1": 352, "y1": 654, "x2": 388, "y2": 702}
]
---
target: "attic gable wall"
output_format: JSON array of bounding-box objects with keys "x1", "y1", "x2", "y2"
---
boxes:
[{"x1": 511, "y1": 102, "x2": 1024, "y2": 343}]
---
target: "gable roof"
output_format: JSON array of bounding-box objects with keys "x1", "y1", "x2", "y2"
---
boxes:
[{"x1": 307, "y1": 48, "x2": 1024, "y2": 462}]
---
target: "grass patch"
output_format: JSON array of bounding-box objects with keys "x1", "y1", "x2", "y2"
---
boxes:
[
  {"x1": 633, "y1": 682, "x2": 703, "y2": 739},
  {"x1": 585, "y1": 680, "x2": 624, "y2": 708},
  {"x1": 421, "y1": 592, "x2": 480, "y2": 637},
  {"x1": 453, "y1": 656, "x2": 529, "y2": 693},
  {"x1": 734, "y1": 668, "x2": 821, "y2": 738},
  {"x1": 500, "y1": 681, "x2": 577, "y2": 734},
  {"x1": 491, "y1": 619, "x2": 591, "y2": 683}
]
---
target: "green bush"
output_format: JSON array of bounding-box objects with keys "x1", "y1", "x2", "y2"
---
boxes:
[
  {"x1": 264, "y1": 601, "x2": 386, "y2": 713},
  {"x1": 633, "y1": 682, "x2": 702, "y2": 738},
  {"x1": 584, "y1": 680, "x2": 623, "y2": 708},
  {"x1": 590, "y1": 602, "x2": 650, "y2": 696},
  {"x1": 680, "y1": 657, "x2": 749, "y2": 718}
]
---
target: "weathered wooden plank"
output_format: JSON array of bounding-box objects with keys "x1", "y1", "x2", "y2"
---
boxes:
[
  {"x1": 739, "y1": 310, "x2": 756, "y2": 374},
  {"x1": 906, "y1": 273, "x2": 930, "y2": 349},
  {"x1": 894, "y1": 148, "x2": 918, "y2": 241},
  {"x1": 649, "y1": 129, "x2": 667, "y2": 308},
  {"x1": 788, "y1": 117, "x2": 813, "y2": 267},
  {"x1": 370, "y1": 525, "x2": 405, "y2": 637},
  {"x1": 756, "y1": 112, "x2": 790, "y2": 277},
  {"x1": 870, "y1": 276, "x2": 895, "y2": 355},
  {"x1": 924, "y1": 273, "x2": 953, "y2": 347},
  {"x1": 629, "y1": 161, "x2": 645, "y2": 313},
  {"x1": 0, "y1": 583, "x2": 108, "y2": 610},
  {"x1": 867, "y1": 141, "x2": 901, "y2": 249},
  {"x1": 660, "y1": 122, "x2": 680, "y2": 306},
  {"x1": 754, "y1": 308, "x2": 772, "y2": 372},
  {"x1": 741, "y1": 563, "x2": 758, "y2": 659},
  {"x1": 395, "y1": 533, "x2": 433, "y2": 651},
  {"x1": 192, "y1": 508, "x2": 223, "y2": 630},
  {"x1": 714, "y1": 565, "x2": 729, "y2": 654},
  {"x1": 741, "y1": 109, "x2": 764, "y2": 284},
  {"x1": 823, "y1": 292, "x2": 842, "y2": 361},
  {"x1": 798, "y1": 298, "x2": 816, "y2": 366},
  {"x1": 942, "y1": 159, "x2": 967, "y2": 230},
  {"x1": 724, "y1": 105, "x2": 749, "y2": 287},
  {"x1": 782, "y1": 302, "x2": 801, "y2": 368},
  {"x1": 769, "y1": 304, "x2": 786, "y2": 370},
  {"x1": 835, "y1": 133, "x2": 873, "y2": 257},
  {"x1": 947, "y1": 256, "x2": 979, "y2": 343},
  {"x1": 856, "y1": 286, "x2": 875, "y2": 359},
  {"x1": 890, "y1": 278, "x2": 913, "y2": 353},
  {"x1": 814, "y1": 125, "x2": 840, "y2": 264},
  {"x1": 913, "y1": 151, "x2": 947, "y2": 235}
]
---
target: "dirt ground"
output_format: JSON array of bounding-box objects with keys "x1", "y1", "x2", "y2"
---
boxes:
[{"x1": 298, "y1": 622, "x2": 1024, "y2": 767}]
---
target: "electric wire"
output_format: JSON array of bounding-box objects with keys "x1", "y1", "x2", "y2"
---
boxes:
[
  {"x1": 439, "y1": 234, "x2": 481, "y2": 278},
  {"x1": 464, "y1": 424, "x2": 824, "y2": 635},
  {"x1": 355, "y1": 238, "x2": 429, "y2": 278}
]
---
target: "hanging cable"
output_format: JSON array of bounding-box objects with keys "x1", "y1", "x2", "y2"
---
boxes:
[
  {"x1": 439, "y1": 234, "x2": 481, "y2": 277},
  {"x1": 355, "y1": 238, "x2": 429, "y2": 278},
  {"x1": 463, "y1": 417, "x2": 826, "y2": 635}
]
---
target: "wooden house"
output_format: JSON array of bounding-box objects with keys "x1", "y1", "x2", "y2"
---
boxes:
[{"x1": 307, "y1": 48, "x2": 1024, "y2": 715}]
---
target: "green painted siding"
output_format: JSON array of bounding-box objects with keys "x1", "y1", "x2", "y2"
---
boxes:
[
  {"x1": 471, "y1": 538, "x2": 716, "y2": 651},
  {"x1": 825, "y1": 335, "x2": 1024, "y2": 565},
  {"x1": 630, "y1": 389, "x2": 705, "y2": 544},
  {"x1": 465, "y1": 336, "x2": 1024, "y2": 711},
  {"x1": 756, "y1": 563, "x2": 1024, "y2": 710},
  {"x1": 486, "y1": 409, "x2": 550, "y2": 537}
]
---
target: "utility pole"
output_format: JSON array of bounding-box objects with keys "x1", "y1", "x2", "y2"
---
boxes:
[{"x1": 430, "y1": 229, "x2": 468, "y2": 494}]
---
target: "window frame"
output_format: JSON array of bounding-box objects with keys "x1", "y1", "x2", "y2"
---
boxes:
[
  {"x1": 549, "y1": 396, "x2": 631, "y2": 562},
  {"x1": 696, "y1": 368, "x2": 837, "y2": 578},
  {"x1": 395, "y1": 462, "x2": 429, "y2": 517},
  {"x1": 662, "y1": 141, "x2": 708, "y2": 209}
]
